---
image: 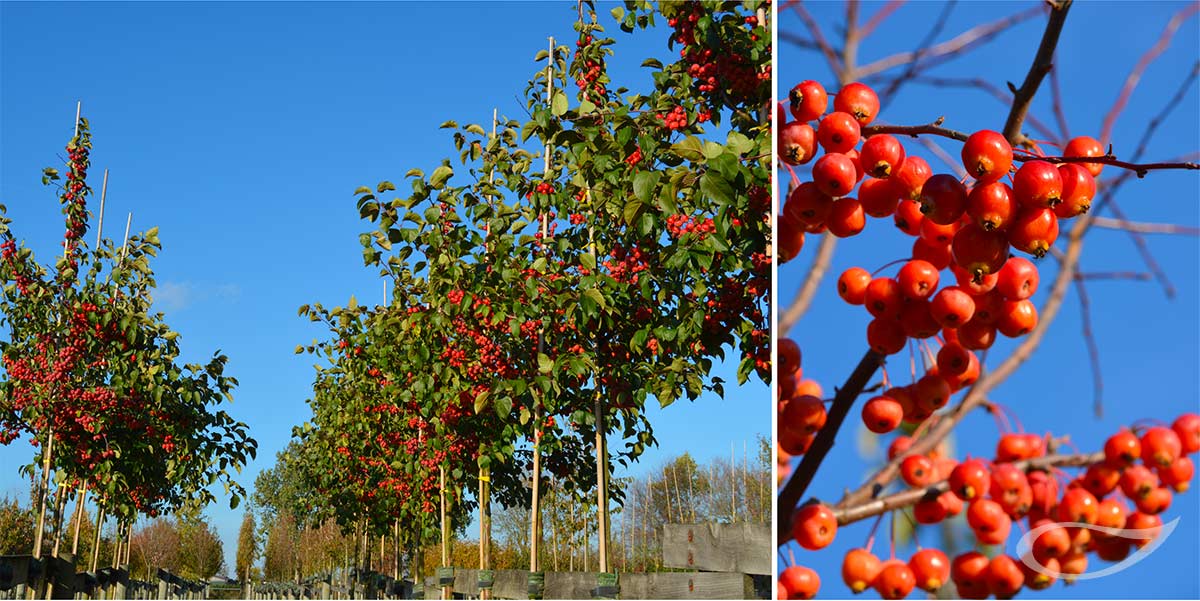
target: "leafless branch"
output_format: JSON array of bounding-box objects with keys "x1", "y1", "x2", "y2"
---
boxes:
[
  {"x1": 906, "y1": 76, "x2": 1059, "y2": 142},
  {"x1": 858, "y1": 0, "x2": 905, "y2": 39},
  {"x1": 1091, "y1": 217, "x2": 1200, "y2": 236},
  {"x1": 780, "y1": 232, "x2": 837, "y2": 336},
  {"x1": 1002, "y1": 0, "x2": 1073, "y2": 146},
  {"x1": 1049, "y1": 56, "x2": 1071, "y2": 141},
  {"x1": 878, "y1": 1, "x2": 957, "y2": 104},
  {"x1": 778, "y1": 350, "x2": 885, "y2": 544},
  {"x1": 1078, "y1": 271, "x2": 1152, "y2": 282},
  {"x1": 855, "y1": 6, "x2": 1043, "y2": 79},
  {"x1": 1071, "y1": 272, "x2": 1104, "y2": 417},
  {"x1": 788, "y1": 0, "x2": 845, "y2": 77},
  {"x1": 1099, "y1": 4, "x2": 1200, "y2": 146},
  {"x1": 1103, "y1": 200, "x2": 1176, "y2": 298},
  {"x1": 833, "y1": 451, "x2": 1104, "y2": 526}
]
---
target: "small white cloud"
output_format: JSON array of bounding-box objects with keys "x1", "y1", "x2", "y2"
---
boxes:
[{"x1": 154, "y1": 281, "x2": 240, "y2": 312}]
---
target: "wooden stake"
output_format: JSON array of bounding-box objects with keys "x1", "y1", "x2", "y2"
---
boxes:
[
  {"x1": 96, "y1": 169, "x2": 109, "y2": 246},
  {"x1": 440, "y1": 466, "x2": 450, "y2": 600},
  {"x1": 73, "y1": 101, "x2": 81, "y2": 139},
  {"x1": 32, "y1": 432, "x2": 55, "y2": 559},
  {"x1": 478, "y1": 107, "x2": 498, "y2": 601},
  {"x1": 90, "y1": 506, "x2": 105, "y2": 572},
  {"x1": 119, "y1": 212, "x2": 132, "y2": 261}
]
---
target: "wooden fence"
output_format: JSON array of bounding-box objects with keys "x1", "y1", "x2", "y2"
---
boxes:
[
  {"x1": 0, "y1": 555, "x2": 207, "y2": 600},
  {"x1": 245, "y1": 522, "x2": 771, "y2": 600}
]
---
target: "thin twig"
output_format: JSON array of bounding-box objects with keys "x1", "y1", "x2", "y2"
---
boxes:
[
  {"x1": 1049, "y1": 56, "x2": 1070, "y2": 141},
  {"x1": 1099, "y1": 4, "x2": 1200, "y2": 146},
  {"x1": 779, "y1": 232, "x2": 837, "y2": 335},
  {"x1": 833, "y1": 452, "x2": 1104, "y2": 526},
  {"x1": 855, "y1": 6, "x2": 1043, "y2": 79},
  {"x1": 780, "y1": 30, "x2": 822, "y2": 51},
  {"x1": 907, "y1": 76, "x2": 1059, "y2": 142},
  {"x1": 1103, "y1": 199, "x2": 1175, "y2": 298},
  {"x1": 789, "y1": 1, "x2": 845, "y2": 76},
  {"x1": 858, "y1": 0, "x2": 905, "y2": 39},
  {"x1": 879, "y1": 1, "x2": 957, "y2": 104},
  {"x1": 915, "y1": 136, "x2": 966, "y2": 180},
  {"x1": 1071, "y1": 272, "x2": 1104, "y2": 417},
  {"x1": 1002, "y1": 0, "x2": 1073, "y2": 146},
  {"x1": 1091, "y1": 217, "x2": 1200, "y2": 236},
  {"x1": 1078, "y1": 271, "x2": 1153, "y2": 282}
]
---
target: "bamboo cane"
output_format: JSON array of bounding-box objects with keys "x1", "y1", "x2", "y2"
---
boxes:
[
  {"x1": 477, "y1": 107, "x2": 498, "y2": 601},
  {"x1": 440, "y1": 466, "x2": 450, "y2": 600},
  {"x1": 96, "y1": 170, "x2": 109, "y2": 246},
  {"x1": 32, "y1": 432, "x2": 56, "y2": 559},
  {"x1": 90, "y1": 506, "x2": 105, "y2": 572}
]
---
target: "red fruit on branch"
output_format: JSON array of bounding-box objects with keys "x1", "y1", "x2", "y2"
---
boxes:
[
  {"x1": 967, "y1": 181, "x2": 1016, "y2": 231},
  {"x1": 837, "y1": 267, "x2": 872, "y2": 305},
  {"x1": 901, "y1": 453, "x2": 936, "y2": 486},
  {"x1": 961, "y1": 130, "x2": 1013, "y2": 183},
  {"x1": 1141, "y1": 426, "x2": 1183, "y2": 468},
  {"x1": 897, "y1": 259, "x2": 940, "y2": 300},
  {"x1": 860, "y1": 134, "x2": 906, "y2": 178},
  {"x1": 1104, "y1": 429, "x2": 1142, "y2": 468},
  {"x1": 873, "y1": 560, "x2": 916, "y2": 600},
  {"x1": 817, "y1": 112, "x2": 862, "y2": 154},
  {"x1": 792, "y1": 503, "x2": 838, "y2": 550},
  {"x1": 1013, "y1": 160, "x2": 1064, "y2": 208},
  {"x1": 995, "y1": 257, "x2": 1039, "y2": 300},
  {"x1": 952, "y1": 223, "x2": 1009, "y2": 282},
  {"x1": 1008, "y1": 207, "x2": 1059, "y2": 257},
  {"x1": 842, "y1": 548, "x2": 882, "y2": 594},
  {"x1": 813, "y1": 152, "x2": 858, "y2": 197},
  {"x1": 779, "y1": 565, "x2": 820, "y2": 600},
  {"x1": 952, "y1": 551, "x2": 991, "y2": 600},
  {"x1": 834, "y1": 82, "x2": 880, "y2": 127},
  {"x1": 1063, "y1": 135, "x2": 1106, "y2": 176},
  {"x1": 827, "y1": 197, "x2": 866, "y2": 237},
  {"x1": 1055, "y1": 163, "x2": 1096, "y2": 218},
  {"x1": 862, "y1": 396, "x2": 904, "y2": 434},
  {"x1": 919, "y1": 174, "x2": 969, "y2": 226},
  {"x1": 930, "y1": 286, "x2": 975, "y2": 328},
  {"x1": 1172, "y1": 412, "x2": 1200, "y2": 453},
  {"x1": 789, "y1": 80, "x2": 828, "y2": 122},
  {"x1": 780, "y1": 121, "x2": 817, "y2": 165}
]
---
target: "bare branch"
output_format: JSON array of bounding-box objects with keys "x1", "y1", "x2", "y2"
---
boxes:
[
  {"x1": 1071, "y1": 273, "x2": 1104, "y2": 417},
  {"x1": 780, "y1": 30, "x2": 822, "y2": 52},
  {"x1": 858, "y1": 0, "x2": 905, "y2": 39},
  {"x1": 1002, "y1": 0, "x2": 1073, "y2": 146},
  {"x1": 1049, "y1": 56, "x2": 1071, "y2": 141},
  {"x1": 1099, "y1": 4, "x2": 1200, "y2": 146},
  {"x1": 915, "y1": 136, "x2": 967, "y2": 180},
  {"x1": 778, "y1": 350, "x2": 885, "y2": 544},
  {"x1": 855, "y1": 6, "x2": 1043, "y2": 79},
  {"x1": 833, "y1": 451, "x2": 1104, "y2": 526},
  {"x1": 878, "y1": 1, "x2": 957, "y2": 104},
  {"x1": 1078, "y1": 271, "x2": 1152, "y2": 282},
  {"x1": 1103, "y1": 200, "x2": 1176, "y2": 298},
  {"x1": 907, "y1": 76, "x2": 1059, "y2": 142},
  {"x1": 862, "y1": 118, "x2": 968, "y2": 142},
  {"x1": 788, "y1": 0, "x2": 845, "y2": 77},
  {"x1": 780, "y1": 233, "x2": 837, "y2": 335},
  {"x1": 1091, "y1": 217, "x2": 1200, "y2": 236}
]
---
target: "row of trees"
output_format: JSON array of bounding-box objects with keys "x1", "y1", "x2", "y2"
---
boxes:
[
  {"x1": 238, "y1": 439, "x2": 770, "y2": 582},
  {"x1": 239, "y1": 0, "x2": 770, "y2": 592}
]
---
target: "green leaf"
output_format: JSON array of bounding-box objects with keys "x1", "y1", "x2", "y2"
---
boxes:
[
  {"x1": 466, "y1": 124, "x2": 486, "y2": 135},
  {"x1": 405, "y1": 168, "x2": 424, "y2": 178},
  {"x1": 641, "y1": 58, "x2": 663, "y2": 69},
  {"x1": 702, "y1": 141, "x2": 724, "y2": 160},
  {"x1": 580, "y1": 253, "x2": 596, "y2": 271},
  {"x1": 534, "y1": 49, "x2": 549, "y2": 62},
  {"x1": 632, "y1": 171, "x2": 661, "y2": 203},
  {"x1": 583, "y1": 288, "x2": 605, "y2": 311},
  {"x1": 700, "y1": 171, "x2": 735, "y2": 206},
  {"x1": 474, "y1": 390, "x2": 490, "y2": 414},
  {"x1": 495, "y1": 395, "x2": 513, "y2": 419},
  {"x1": 623, "y1": 200, "x2": 643, "y2": 225},
  {"x1": 537, "y1": 353, "x2": 553, "y2": 373},
  {"x1": 354, "y1": 186, "x2": 372, "y2": 195},
  {"x1": 377, "y1": 181, "x2": 396, "y2": 193},
  {"x1": 532, "y1": 257, "x2": 548, "y2": 273},
  {"x1": 439, "y1": 120, "x2": 458, "y2": 129},
  {"x1": 670, "y1": 137, "x2": 705, "y2": 162},
  {"x1": 551, "y1": 91, "x2": 568, "y2": 116},
  {"x1": 430, "y1": 166, "x2": 453, "y2": 189},
  {"x1": 611, "y1": 6, "x2": 625, "y2": 21}
]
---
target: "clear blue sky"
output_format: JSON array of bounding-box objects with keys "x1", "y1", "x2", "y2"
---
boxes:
[
  {"x1": 0, "y1": 1, "x2": 769, "y2": 575},
  {"x1": 779, "y1": 1, "x2": 1199, "y2": 598}
]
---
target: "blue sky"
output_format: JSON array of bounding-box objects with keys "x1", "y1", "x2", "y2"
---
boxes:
[
  {"x1": 0, "y1": 2, "x2": 768, "y2": 574},
  {"x1": 779, "y1": 1, "x2": 1199, "y2": 598}
]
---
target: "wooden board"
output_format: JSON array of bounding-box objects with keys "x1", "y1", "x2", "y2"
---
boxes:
[{"x1": 661, "y1": 523, "x2": 771, "y2": 576}]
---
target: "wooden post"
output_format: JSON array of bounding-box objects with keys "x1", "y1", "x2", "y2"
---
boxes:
[
  {"x1": 96, "y1": 170, "x2": 109, "y2": 246},
  {"x1": 119, "y1": 212, "x2": 132, "y2": 262},
  {"x1": 477, "y1": 107, "x2": 497, "y2": 601},
  {"x1": 32, "y1": 432, "x2": 56, "y2": 560},
  {"x1": 439, "y1": 466, "x2": 450, "y2": 600},
  {"x1": 70, "y1": 483, "x2": 88, "y2": 556},
  {"x1": 73, "y1": 101, "x2": 81, "y2": 138},
  {"x1": 45, "y1": 486, "x2": 69, "y2": 599},
  {"x1": 90, "y1": 506, "x2": 106, "y2": 573}
]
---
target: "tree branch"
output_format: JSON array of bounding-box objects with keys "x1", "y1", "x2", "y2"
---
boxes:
[
  {"x1": 1091, "y1": 217, "x2": 1200, "y2": 236},
  {"x1": 778, "y1": 350, "x2": 885, "y2": 544},
  {"x1": 858, "y1": 0, "x2": 905, "y2": 39},
  {"x1": 780, "y1": 232, "x2": 837, "y2": 336},
  {"x1": 833, "y1": 451, "x2": 1104, "y2": 526},
  {"x1": 1002, "y1": 0, "x2": 1073, "y2": 146},
  {"x1": 788, "y1": 0, "x2": 845, "y2": 77},
  {"x1": 855, "y1": 6, "x2": 1043, "y2": 79},
  {"x1": 1099, "y1": 4, "x2": 1200, "y2": 146}
]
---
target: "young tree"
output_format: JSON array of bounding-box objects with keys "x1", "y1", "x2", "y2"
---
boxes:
[
  {"x1": 776, "y1": 2, "x2": 1199, "y2": 599},
  {"x1": 236, "y1": 512, "x2": 258, "y2": 586}
]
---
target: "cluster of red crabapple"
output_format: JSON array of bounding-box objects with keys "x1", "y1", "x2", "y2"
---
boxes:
[
  {"x1": 776, "y1": 78, "x2": 1197, "y2": 600},
  {"x1": 778, "y1": 412, "x2": 1198, "y2": 600}
]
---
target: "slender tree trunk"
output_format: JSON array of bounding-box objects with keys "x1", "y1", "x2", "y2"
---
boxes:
[
  {"x1": 32, "y1": 433, "x2": 55, "y2": 559},
  {"x1": 70, "y1": 484, "x2": 88, "y2": 556}
]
